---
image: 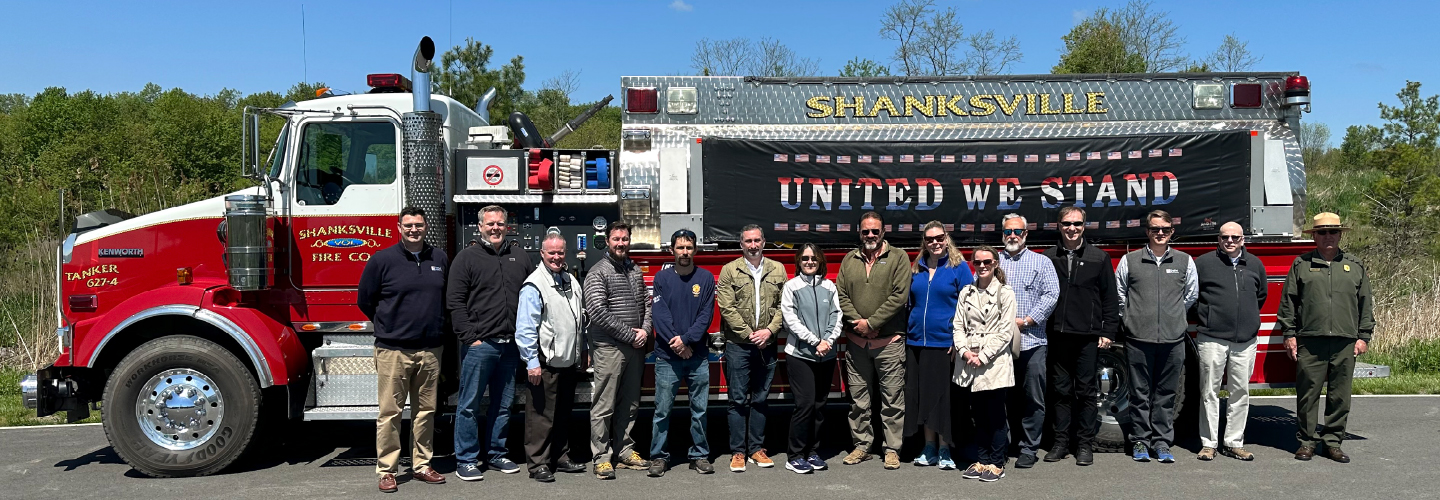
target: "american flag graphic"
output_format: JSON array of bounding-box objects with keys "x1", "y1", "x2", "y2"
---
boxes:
[
  {"x1": 795, "y1": 224, "x2": 809, "y2": 231},
  {"x1": 838, "y1": 156, "x2": 851, "y2": 164},
  {"x1": 921, "y1": 154, "x2": 936, "y2": 162},
  {"x1": 1046, "y1": 154, "x2": 1060, "y2": 162},
  {"x1": 1087, "y1": 152, "x2": 1102, "y2": 160},
  {"x1": 900, "y1": 155, "x2": 914, "y2": 163},
  {"x1": 774, "y1": 154, "x2": 788, "y2": 162},
  {"x1": 1168, "y1": 149, "x2": 1183, "y2": 156},
  {"x1": 796, "y1": 154, "x2": 810, "y2": 162},
  {"x1": 1025, "y1": 154, "x2": 1040, "y2": 162},
  {"x1": 1106, "y1": 221, "x2": 1120, "y2": 229},
  {"x1": 858, "y1": 155, "x2": 872, "y2": 163},
  {"x1": 941, "y1": 155, "x2": 956, "y2": 163},
  {"x1": 963, "y1": 155, "x2": 977, "y2": 162},
  {"x1": 879, "y1": 155, "x2": 894, "y2": 163},
  {"x1": 817, "y1": 155, "x2": 830, "y2": 163},
  {"x1": 1067, "y1": 153, "x2": 1081, "y2": 161},
  {"x1": 1107, "y1": 152, "x2": 1122, "y2": 160},
  {"x1": 775, "y1": 223, "x2": 789, "y2": 231}
]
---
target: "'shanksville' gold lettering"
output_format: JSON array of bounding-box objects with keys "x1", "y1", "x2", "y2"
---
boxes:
[
  {"x1": 297, "y1": 226, "x2": 393, "y2": 240},
  {"x1": 803, "y1": 92, "x2": 1110, "y2": 119}
]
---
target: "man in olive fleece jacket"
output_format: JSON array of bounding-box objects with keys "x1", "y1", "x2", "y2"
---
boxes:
[{"x1": 835, "y1": 213, "x2": 912, "y2": 469}]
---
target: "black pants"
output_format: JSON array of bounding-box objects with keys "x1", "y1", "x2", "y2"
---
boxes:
[
  {"x1": 1049, "y1": 334, "x2": 1099, "y2": 448},
  {"x1": 1125, "y1": 340, "x2": 1185, "y2": 449},
  {"x1": 524, "y1": 365, "x2": 580, "y2": 473},
  {"x1": 786, "y1": 357, "x2": 836, "y2": 456},
  {"x1": 964, "y1": 387, "x2": 1009, "y2": 467}
]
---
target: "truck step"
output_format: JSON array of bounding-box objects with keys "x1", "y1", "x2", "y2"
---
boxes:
[
  {"x1": 1354, "y1": 362, "x2": 1390, "y2": 379},
  {"x1": 304, "y1": 405, "x2": 399, "y2": 421}
]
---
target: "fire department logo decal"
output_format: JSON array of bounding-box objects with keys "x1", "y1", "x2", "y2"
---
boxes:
[{"x1": 313, "y1": 238, "x2": 382, "y2": 249}]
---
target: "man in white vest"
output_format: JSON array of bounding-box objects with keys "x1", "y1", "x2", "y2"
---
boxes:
[{"x1": 516, "y1": 232, "x2": 587, "y2": 483}]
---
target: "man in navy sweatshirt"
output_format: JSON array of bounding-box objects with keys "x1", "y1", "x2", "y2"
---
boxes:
[
  {"x1": 648, "y1": 229, "x2": 716, "y2": 477},
  {"x1": 358, "y1": 206, "x2": 449, "y2": 492}
]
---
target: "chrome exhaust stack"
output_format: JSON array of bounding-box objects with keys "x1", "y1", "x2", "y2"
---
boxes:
[{"x1": 403, "y1": 36, "x2": 447, "y2": 249}]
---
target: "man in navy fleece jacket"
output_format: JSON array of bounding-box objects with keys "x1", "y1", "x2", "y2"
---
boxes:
[{"x1": 647, "y1": 229, "x2": 717, "y2": 476}]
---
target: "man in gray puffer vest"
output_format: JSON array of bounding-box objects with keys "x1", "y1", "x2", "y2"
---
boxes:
[
  {"x1": 516, "y1": 232, "x2": 588, "y2": 482},
  {"x1": 583, "y1": 222, "x2": 652, "y2": 479},
  {"x1": 1115, "y1": 210, "x2": 1198, "y2": 464}
]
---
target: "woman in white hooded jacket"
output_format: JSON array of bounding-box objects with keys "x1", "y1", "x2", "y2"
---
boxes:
[
  {"x1": 952, "y1": 245, "x2": 1018, "y2": 483},
  {"x1": 780, "y1": 243, "x2": 843, "y2": 474}
]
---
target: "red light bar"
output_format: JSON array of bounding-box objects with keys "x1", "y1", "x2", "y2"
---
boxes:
[
  {"x1": 367, "y1": 73, "x2": 412, "y2": 92},
  {"x1": 626, "y1": 87, "x2": 658, "y2": 113},
  {"x1": 1232, "y1": 83, "x2": 1262, "y2": 108},
  {"x1": 1285, "y1": 76, "x2": 1310, "y2": 92}
]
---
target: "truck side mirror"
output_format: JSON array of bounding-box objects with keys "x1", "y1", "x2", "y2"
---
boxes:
[{"x1": 241, "y1": 110, "x2": 261, "y2": 179}]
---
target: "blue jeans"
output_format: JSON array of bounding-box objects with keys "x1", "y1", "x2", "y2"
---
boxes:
[
  {"x1": 650, "y1": 355, "x2": 710, "y2": 462},
  {"x1": 454, "y1": 340, "x2": 519, "y2": 466},
  {"x1": 723, "y1": 342, "x2": 777, "y2": 454}
]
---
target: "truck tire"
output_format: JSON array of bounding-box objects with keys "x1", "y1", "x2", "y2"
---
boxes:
[
  {"x1": 1092, "y1": 343, "x2": 1193, "y2": 453},
  {"x1": 102, "y1": 336, "x2": 261, "y2": 477}
]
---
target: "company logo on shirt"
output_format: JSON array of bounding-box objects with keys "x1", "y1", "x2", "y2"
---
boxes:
[
  {"x1": 692, "y1": 284, "x2": 701, "y2": 297},
  {"x1": 431, "y1": 266, "x2": 443, "y2": 272}
]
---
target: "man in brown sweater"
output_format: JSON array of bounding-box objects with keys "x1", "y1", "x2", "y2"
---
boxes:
[{"x1": 836, "y1": 212, "x2": 912, "y2": 470}]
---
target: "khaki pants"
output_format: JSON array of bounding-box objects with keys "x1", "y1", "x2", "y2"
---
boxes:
[
  {"x1": 1197, "y1": 334, "x2": 1257, "y2": 449},
  {"x1": 375, "y1": 346, "x2": 443, "y2": 476},
  {"x1": 589, "y1": 343, "x2": 643, "y2": 465},
  {"x1": 844, "y1": 340, "x2": 906, "y2": 451}
]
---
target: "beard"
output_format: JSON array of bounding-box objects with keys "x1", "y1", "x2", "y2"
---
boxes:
[
  {"x1": 863, "y1": 240, "x2": 879, "y2": 251},
  {"x1": 676, "y1": 256, "x2": 692, "y2": 267},
  {"x1": 1004, "y1": 239, "x2": 1025, "y2": 254}
]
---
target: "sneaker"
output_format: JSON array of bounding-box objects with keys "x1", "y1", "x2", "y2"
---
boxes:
[
  {"x1": 730, "y1": 453, "x2": 747, "y2": 472},
  {"x1": 843, "y1": 448, "x2": 872, "y2": 465},
  {"x1": 785, "y1": 457, "x2": 814, "y2": 474},
  {"x1": 913, "y1": 441, "x2": 938, "y2": 466},
  {"x1": 594, "y1": 462, "x2": 616, "y2": 480},
  {"x1": 961, "y1": 462, "x2": 985, "y2": 480},
  {"x1": 1044, "y1": 443, "x2": 1070, "y2": 462},
  {"x1": 1222, "y1": 446, "x2": 1255, "y2": 461},
  {"x1": 690, "y1": 458, "x2": 715, "y2": 474},
  {"x1": 807, "y1": 453, "x2": 828, "y2": 470},
  {"x1": 883, "y1": 449, "x2": 901, "y2": 470},
  {"x1": 1132, "y1": 443, "x2": 1151, "y2": 462},
  {"x1": 1155, "y1": 445, "x2": 1175, "y2": 463},
  {"x1": 1015, "y1": 453, "x2": 1039, "y2": 469},
  {"x1": 978, "y1": 464, "x2": 1005, "y2": 482},
  {"x1": 1075, "y1": 445, "x2": 1094, "y2": 466},
  {"x1": 750, "y1": 450, "x2": 775, "y2": 468},
  {"x1": 530, "y1": 465, "x2": 555, "y2": 483},
  {"x1": 648, "y1": 458, "x2": 667, "y2": 477},
  {"x1": 488, "y1": 457, "x2": 522, "y2": 474},
  {"x1": 455, "y1": 463, "x2": 485, "y2": 482},
  {"x1": 937, "y1": 446, "x2": 957, "y2": 470},
  {"x1": 1197, "y1": 446, "x2": 1217, "y2": 461},
  {"x1": 617, "y1": 450, "x2": 650, "y2": 470}
]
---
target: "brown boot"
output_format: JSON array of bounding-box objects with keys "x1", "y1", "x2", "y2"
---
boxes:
[
  {"x1": 1223, "y1": 446, "x2": 1255, "y2": 461},
  {"x1": 1197, "y1": 447, "x2": 1216, "y2": 461},
  {"x1": 843, "y1": 448, "x2": 872, "y2": 465}
]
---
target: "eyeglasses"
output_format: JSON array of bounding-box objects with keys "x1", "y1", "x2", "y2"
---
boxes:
[
  {"x1": 923, "y1": 234, "x2": 947, "y2": 243},
  {"x1": 1060, "y1": 221, "x2": 1085, "y2": 227},
  {"x1": 1002, "y1": 229, "x2": 1025, "y2": 236},
  {"x1": 1220, "y1": 235, "x2": 1244, "y2": 242},
  {"x1": 972, "y1": 259, "x2": 995, "y2": 266},
  {"x1": 860, "y1": 229, "x2": 882, "y2": 236},
  {"x1": 798, "y1": 255, "x2": 818, "y2": 262},
  {"x1": 1313, "y1": 229, "x2": 1341, "y2": 236},
  {"x1": 1147, "y1": 226, "x2": 1174, "y2": 234},
  {"x1": 401, "y1": 223, "x2": 426, "y2": 229}
]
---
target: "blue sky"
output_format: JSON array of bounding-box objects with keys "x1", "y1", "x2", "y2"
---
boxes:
[{"x1": 3, "y1": 0, "x2": 1435, "y2": 144}]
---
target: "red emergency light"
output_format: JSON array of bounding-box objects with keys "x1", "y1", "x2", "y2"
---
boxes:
[
  {"x1": 1284, "y1": 75, "x2": 1310, "y2": 106},
  {"x1": 367, "y1": 73, "x2": 412, "y2": 92},
  {"x1": 626, "y1": 87, "x2": 658, "y2": 113}
]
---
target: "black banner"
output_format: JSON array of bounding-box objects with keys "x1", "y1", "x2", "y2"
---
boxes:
[{"x1": 702, "y1": 131, "x2": 1251, "y2": 245}]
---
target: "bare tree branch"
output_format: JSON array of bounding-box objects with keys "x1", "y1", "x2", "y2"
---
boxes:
[
  {"x1": 1205, "y1": 34, "x2": 1262, "y2": 72},
  {"x1": 754, "y1": 37, "x2": 820, "y2": 77},
  {"x1": 918, "y1": 6, "x2": 967, "y2": 75},
  {"x1": 540, "y1": 69, "x2": 581, "y2": 99},
  {"x1": 879, "y1": 0, "x2": 934, "y2": 76},
  {"x1": 691, "y1": 37, "x2": 754, "y2": 76},
  {"x1": 966, "y1": 30, "x2": 1023, "y2": 75},
  {"x1": 1106, "y1": 0, "x2": 1187, "y2": 71}
]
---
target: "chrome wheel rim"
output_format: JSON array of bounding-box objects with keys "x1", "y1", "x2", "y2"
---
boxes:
[
  {"x1": 134, "y1": 368, "x2": 224, "y2": 451},
  {"x1": 1096, "y1": 350, "x2": 1131, "y2": 423}
]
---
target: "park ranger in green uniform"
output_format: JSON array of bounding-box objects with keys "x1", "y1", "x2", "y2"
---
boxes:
[{"x1": 1278, "y1": 212, "x2": 1374, "y2": 464}]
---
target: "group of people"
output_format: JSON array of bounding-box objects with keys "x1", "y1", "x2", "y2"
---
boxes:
[{"x1": 357, "y1": 205, "x2": 1374, "y2": 492}]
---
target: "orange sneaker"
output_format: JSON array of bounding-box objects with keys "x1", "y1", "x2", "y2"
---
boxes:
[
  {"x1": 730, "y1": 452, "x2": 747, "y2": 472},
  {"x1": 750, "y1": 450, "x2": 775, "y2": 468}
]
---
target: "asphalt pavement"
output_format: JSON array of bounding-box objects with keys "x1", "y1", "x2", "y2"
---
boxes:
[{"x1": 3, "y1": 396, "x2": 1438, "y2": 499}]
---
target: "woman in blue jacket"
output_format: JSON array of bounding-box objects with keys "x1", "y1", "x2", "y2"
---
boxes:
[{"x1": 905, "y1": 221, "x2": 973, "y2": 470}]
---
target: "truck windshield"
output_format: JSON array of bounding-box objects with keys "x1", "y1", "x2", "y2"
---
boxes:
[{"x1": 294, "y1": 121, "x2": 397, "y2": 205}]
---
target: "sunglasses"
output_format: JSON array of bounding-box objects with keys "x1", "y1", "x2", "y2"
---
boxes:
[
  {"x1": 1059, "y1": 221, "x2": 1084, "y2": 227},
  {"x1": 923, "y1": 234, "x2": 947, "y2": 243},
  {"x1": 972, "y1": 258, "x2": 995, "y2": 266},
  {"x1": 1002, "y1": 229, "x2": 1026, "y2": 236},
  {"x1": 1147, "y1": 226, "x2": 1174, "y2": 234},
  {"x1": 798, "y1": 255, "x2": 818, "y2": 262},
  {"x1": 1313, "y1": 229, "x2": 1341, "y2": 236},
  {"x1": 1220, "y1": 235, "x2": 1244, "y2": 242},
  {"x1": 860, "y1": 229, "x2": 882, "y2": 236}
]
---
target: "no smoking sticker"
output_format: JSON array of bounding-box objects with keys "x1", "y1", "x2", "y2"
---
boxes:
[{"x1": 484, "y1": 164, "x2": 504, "y2": 186}]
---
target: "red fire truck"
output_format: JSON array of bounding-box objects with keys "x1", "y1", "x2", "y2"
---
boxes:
[{"x1": 25, "y1": 36, "x2": 1374, "y2": 477}]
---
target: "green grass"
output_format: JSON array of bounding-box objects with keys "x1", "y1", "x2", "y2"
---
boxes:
[
  {"x1": 0, "y1": 368, "x2": 102, "y2": 427},
  {"x1": 1251, "y1": 372, "x2": 1440, "y2": 397}
]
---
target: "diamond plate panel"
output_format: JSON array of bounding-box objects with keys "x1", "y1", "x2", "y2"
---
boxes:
[{"x1": 403, "y1": 111, "x2": 447, "y2": 248}]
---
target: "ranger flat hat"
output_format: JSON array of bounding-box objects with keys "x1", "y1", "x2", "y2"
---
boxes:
[{"x1": 1302, "y1": 212, "x2": 1351, "y2": 233}]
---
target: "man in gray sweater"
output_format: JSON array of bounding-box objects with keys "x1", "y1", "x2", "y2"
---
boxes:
[
  {"x1": 1115, "y1": 209, "x2": 1197, "y2": 464},
  {"x1": 1192, "y1": 222, "x2": 1267, "y2": 461},
  {"x1": 584, "y1": 222, "x2": 652, "y2": 479}
]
